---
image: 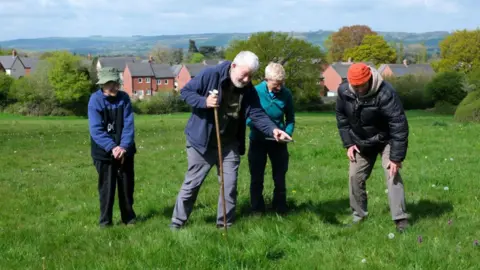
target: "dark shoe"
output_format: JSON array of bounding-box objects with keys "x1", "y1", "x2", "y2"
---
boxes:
[
  {"x1": 395, "y1": 219, "x2": 409, "y2": 233},
  {"x1": 273, "y1": 204, "x2": 288, "y2": 215},
  {"x1": 169, "y1": 222, "x2": 182, "y2": 231}
]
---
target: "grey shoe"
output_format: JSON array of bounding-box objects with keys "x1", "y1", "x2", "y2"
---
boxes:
[{"x1": 395, "y1": 219, "x2": 409, "y2": 233}]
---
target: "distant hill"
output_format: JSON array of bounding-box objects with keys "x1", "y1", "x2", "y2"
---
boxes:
[{"x1": 0, "y1": 30, "x2": 450, "y2": 56}]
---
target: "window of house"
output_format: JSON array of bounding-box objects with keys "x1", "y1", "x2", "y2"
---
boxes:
[
  {"x1": 138, "y1": 78, "x2": 142, "y2": 83},
  {"x1": 146, "y1": 78, "x2": 151, "y2": 83},
  {"x1": 157, "y1": 79, "x2": 161, "y2": 85},
  {"x1": 164, "y1": 79, "x2": 169, "y2": 84},
  {"x1": 146, "y1": 90, "x2": 152, "y2": 95},
  {"x1": 133, "y1": 90, "x2": 137, "y2": 95},
  {"x1": 138, "y1": 90, "x2": 144, "y2": 96}
]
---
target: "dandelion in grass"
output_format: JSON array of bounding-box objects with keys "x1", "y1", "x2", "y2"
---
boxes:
[
  {"x1": 388, "y1": 233, "x2": 395, "y2": 239},
  {"x1": 444, "y1": 187, "x2": 449, "y2": 191},
  {"x1": 361, "y1": 258, "x2": 366, "y2": 263},
  {"x1": 432, "y1": 184, "x2": 436, "y2": 187}
]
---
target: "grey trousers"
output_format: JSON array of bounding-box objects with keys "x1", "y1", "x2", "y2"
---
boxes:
[
  {"x1": 171, "y1": 141, "x2": 240, "y2": 227},
  {"x1": 349, "y1": 144, "x2": 408, "y2": 222}
]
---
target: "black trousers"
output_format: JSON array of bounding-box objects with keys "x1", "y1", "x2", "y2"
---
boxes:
[
  {"x1": 93, "y1": 156, "x2": 136, "y2": 226},
  {"x1": 248, "y1": 140, "x2": 289, "y2": 212}
]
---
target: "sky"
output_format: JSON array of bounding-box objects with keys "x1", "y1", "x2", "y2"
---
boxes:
[{"x1": 0, "y1": 0, "x2": 478, "y2": 41}]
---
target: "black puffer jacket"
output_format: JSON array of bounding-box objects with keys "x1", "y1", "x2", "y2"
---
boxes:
[{"x1": 335, "y1": 70, "x2": 409, "y2": 162}]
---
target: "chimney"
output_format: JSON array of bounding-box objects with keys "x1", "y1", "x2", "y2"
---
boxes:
[
  {"x1": 12, "y1": 49, "x2": 17, "y2": 57},
  {"x1": 403, "y1": 59, "x2": 408, "y2": 67}
]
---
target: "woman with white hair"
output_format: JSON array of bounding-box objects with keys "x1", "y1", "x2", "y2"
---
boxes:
[{"x1": 246, "y1": 62, "x2": 295, "y2": 214}]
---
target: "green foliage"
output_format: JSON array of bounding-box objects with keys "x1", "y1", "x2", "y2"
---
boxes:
[
  {"x1": 0, "y1": 73, "x2": 14, "y2": 106},
  {"x1": 328, "y1": 25, "x2": 377, "y2": 62},
  {"x1": 189, "y1": 53, "x2": 205, "y2": 64},
  {"x1": 224, "y1": 31, "x2": 325, "y2": 104},
  {"x1": 454, "y1": 90, "x2": 480, "y2": 122},
  {"x1": 426, "y1": 71, "x2": 467, "y2": 105},
  {"x1": 384, "y1": 74, "x2": 434, "y2": 109},
  {"x1": 343, "y1": 35, "x2": 397, "y2": 65},
  {"x1": 132, "y1": 91, "x2": 190, "y2": 114},
  {"x1": 435, "y1": 29, "x2": 480, "y2": 73},
  {"x1": 45, "y1": 51, "x2": 92, "y2": 106},
  {"x1": 433, "y1": 101, "x2": 457, "y2": 115},
  {"x1": 198, "y1": 46, "x2": 217, "y2": 59}
]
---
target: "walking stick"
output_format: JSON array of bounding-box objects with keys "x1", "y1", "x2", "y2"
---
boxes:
[{"x1": 210, "y1": 89, "x2": 228, "y2": 235}]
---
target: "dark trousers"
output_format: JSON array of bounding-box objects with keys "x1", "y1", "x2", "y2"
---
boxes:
[
  {"x1": 248, "y1": 140, "x2": 289, "y2": 212},
  {"x1": 93, "y1": 157, "x2": 136, "y2": 226}
]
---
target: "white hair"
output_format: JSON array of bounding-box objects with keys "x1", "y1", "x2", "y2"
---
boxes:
[
  {"x1": 232, "y1": 51, "x2": 259, "y2": 72},
  {"x1": 265, "y1": 62, "x2": 285, "y2": 81}
]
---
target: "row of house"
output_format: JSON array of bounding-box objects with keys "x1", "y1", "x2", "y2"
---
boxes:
[
  {"x1": 96, "y1": 56, "x2": 224, "y2": 99},
  {"x1": 1, "y1": 49, "x2": 436, "y2": 99},
  {"x1": 321, "y1": 59, "x2": 436, "y2": 96},
  {"x1": 0, "y1": 50, "x2": 41, "y2": 78}
]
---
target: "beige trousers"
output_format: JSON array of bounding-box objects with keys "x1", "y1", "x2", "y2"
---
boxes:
[{"x1": 349, "y1": 144, "x2": 408, "y2": 222}]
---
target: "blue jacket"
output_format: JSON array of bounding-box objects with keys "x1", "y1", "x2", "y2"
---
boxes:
[
  {"x1": 180, "y1": 61, "x2": 277, "y2": 155},
  {"x1": 247, "y1": 81, "x2": 295, "y2": 140},
  {"x1": 88, "y1": 89, "x2": 136, "y2": 160}
]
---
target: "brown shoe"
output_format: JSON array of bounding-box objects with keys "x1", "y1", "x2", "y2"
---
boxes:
[{"x1": 395, "y1": 219, "x2": 409, "y2": 233}]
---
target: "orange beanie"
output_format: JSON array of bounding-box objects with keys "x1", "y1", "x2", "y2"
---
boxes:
[{"x1": 347, "y1": 63, "x2": 372, "y2": 86}]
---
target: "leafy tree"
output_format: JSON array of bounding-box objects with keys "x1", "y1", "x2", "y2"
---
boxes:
[
  {"x1": 417, "y1": 42, "x2": 428, "y2": 63},
  {"x1": 188, "y1": 39, "x2": 199, "y2": 53},
  {"x1": 189, "y1": 53, "x2": 205, "y2": 63},
  {"x1": 45, "y1": 51, "x2": 92, "y2": 106},
  {"x1": 0, "y1": 73, "x2": 14, "y2": 105},
  {"x1": 343, "y1": 35, "x2": 396, "y2": 65},
  {"x1": 396, "y1": 42, "x2": 405, "y2": 64},
  {"x1": 150, "y1": 44, "x2": 177, "y2": 64},
  {"x1": 224, "y1": 31, "x2": 325, "y2": 103},
  {"x1": 328, "y1": 25, "x2": 377, "y2": 62},
  {"x1": 198, "y1": 46, "x2": 217, "y2": 59},
  {"x1": 434, "y1": 29, "x2": 480, "y2": 73},
  {"x1": 171, "y1": 48, "x2": 184, "y2": 64},
  {"x1": 426, "y1": 71, "x2": 467, "y2": 105}
]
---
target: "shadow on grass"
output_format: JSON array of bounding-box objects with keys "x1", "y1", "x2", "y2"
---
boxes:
[
  {"x1": 204, "y1": 198, "x2": 350, "y2": 226},
  {"x1": 136, "y1": 209, "x2": 163, "y2": 223},
  {"x1": 406, "y1": 199, "x2": 454, "y2": 224}
]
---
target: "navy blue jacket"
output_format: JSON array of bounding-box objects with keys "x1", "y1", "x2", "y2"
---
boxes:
[
  {"x1": 88, "y1": 89, "x2": 136, "y2": 160},
  {"x1": 180, "y1": 61, "x2": 277, "y2": 155}
]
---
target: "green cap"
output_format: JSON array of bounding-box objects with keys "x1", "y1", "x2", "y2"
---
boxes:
[{"x1": 97, "y1": 67, "x2": 121, "y2": 85}]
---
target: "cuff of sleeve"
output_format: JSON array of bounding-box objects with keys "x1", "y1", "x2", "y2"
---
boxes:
[{"x1": 105, "y1": 142, "x2": 116, "y2": 153}]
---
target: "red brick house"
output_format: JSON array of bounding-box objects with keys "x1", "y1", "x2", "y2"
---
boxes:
[
  {"x1": 378, "y1": 60, "x2": 435, "y2": 78},
  {"x1": 123, "y1": 63, "x2": 175, "y2": 99},
  {"x1": 322, "y1": 61, "x2": 374, "y2": 96}
]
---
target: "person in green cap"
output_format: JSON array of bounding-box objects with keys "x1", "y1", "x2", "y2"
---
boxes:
[
  {"x1": 247, "y1": 62, "x2": 295, "y2": 214},
  {"x1": 88, "y1": 67, "x2": 137, "y2": 227}
]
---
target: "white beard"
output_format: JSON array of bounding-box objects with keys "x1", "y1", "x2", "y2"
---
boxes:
[{"x1": 232, "y1": 79, "x2": 247, "y2": 88}]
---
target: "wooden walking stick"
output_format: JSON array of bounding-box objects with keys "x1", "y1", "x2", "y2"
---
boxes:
[{"x1": 210, "y1": 89, "x2": 228, "y2": 235}]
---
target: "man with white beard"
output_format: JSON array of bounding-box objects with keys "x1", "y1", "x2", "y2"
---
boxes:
[{"x1": 170, "y1": 51, "x2": 292, "y2": 229}]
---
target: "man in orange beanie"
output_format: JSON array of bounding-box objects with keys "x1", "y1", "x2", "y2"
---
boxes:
[{"x1": 335, "y1": 62, "x2": 410, "y2": 232}]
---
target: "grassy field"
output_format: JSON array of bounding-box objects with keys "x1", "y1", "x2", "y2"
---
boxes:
[{"x1": 1, "y1": 111, "x2": 479, "y2": 269}]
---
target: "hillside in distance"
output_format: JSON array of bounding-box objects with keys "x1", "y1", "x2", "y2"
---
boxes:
[{"x1": 0, "y1": 30, "x2": 450, "y2": 56}]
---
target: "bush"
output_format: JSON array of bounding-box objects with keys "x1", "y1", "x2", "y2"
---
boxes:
[
  {"x1": 433, "y1": 101, "x2": 457, "y2": 115},
  {"x1": 384, "y1": 74, "x2": 434, "y2": 110},
  {"x1": 132, "y1": 91, "x2": 190, "y2": 115},
  {"x1": 426, "y1": 71, "x2": 467, "y2": 105},
  {"x1": 454, "y1": 90, "x2": 480, "y2": 123}
]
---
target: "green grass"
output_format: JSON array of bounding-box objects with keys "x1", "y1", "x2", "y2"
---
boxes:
[{"x1": 1, "y1": 112, "x2": 479, "y2": 269}]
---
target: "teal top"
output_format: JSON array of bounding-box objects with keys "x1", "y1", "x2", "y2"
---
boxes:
[{"x1": 246, "y1": 81, "x2": 295, "y2": 140}]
